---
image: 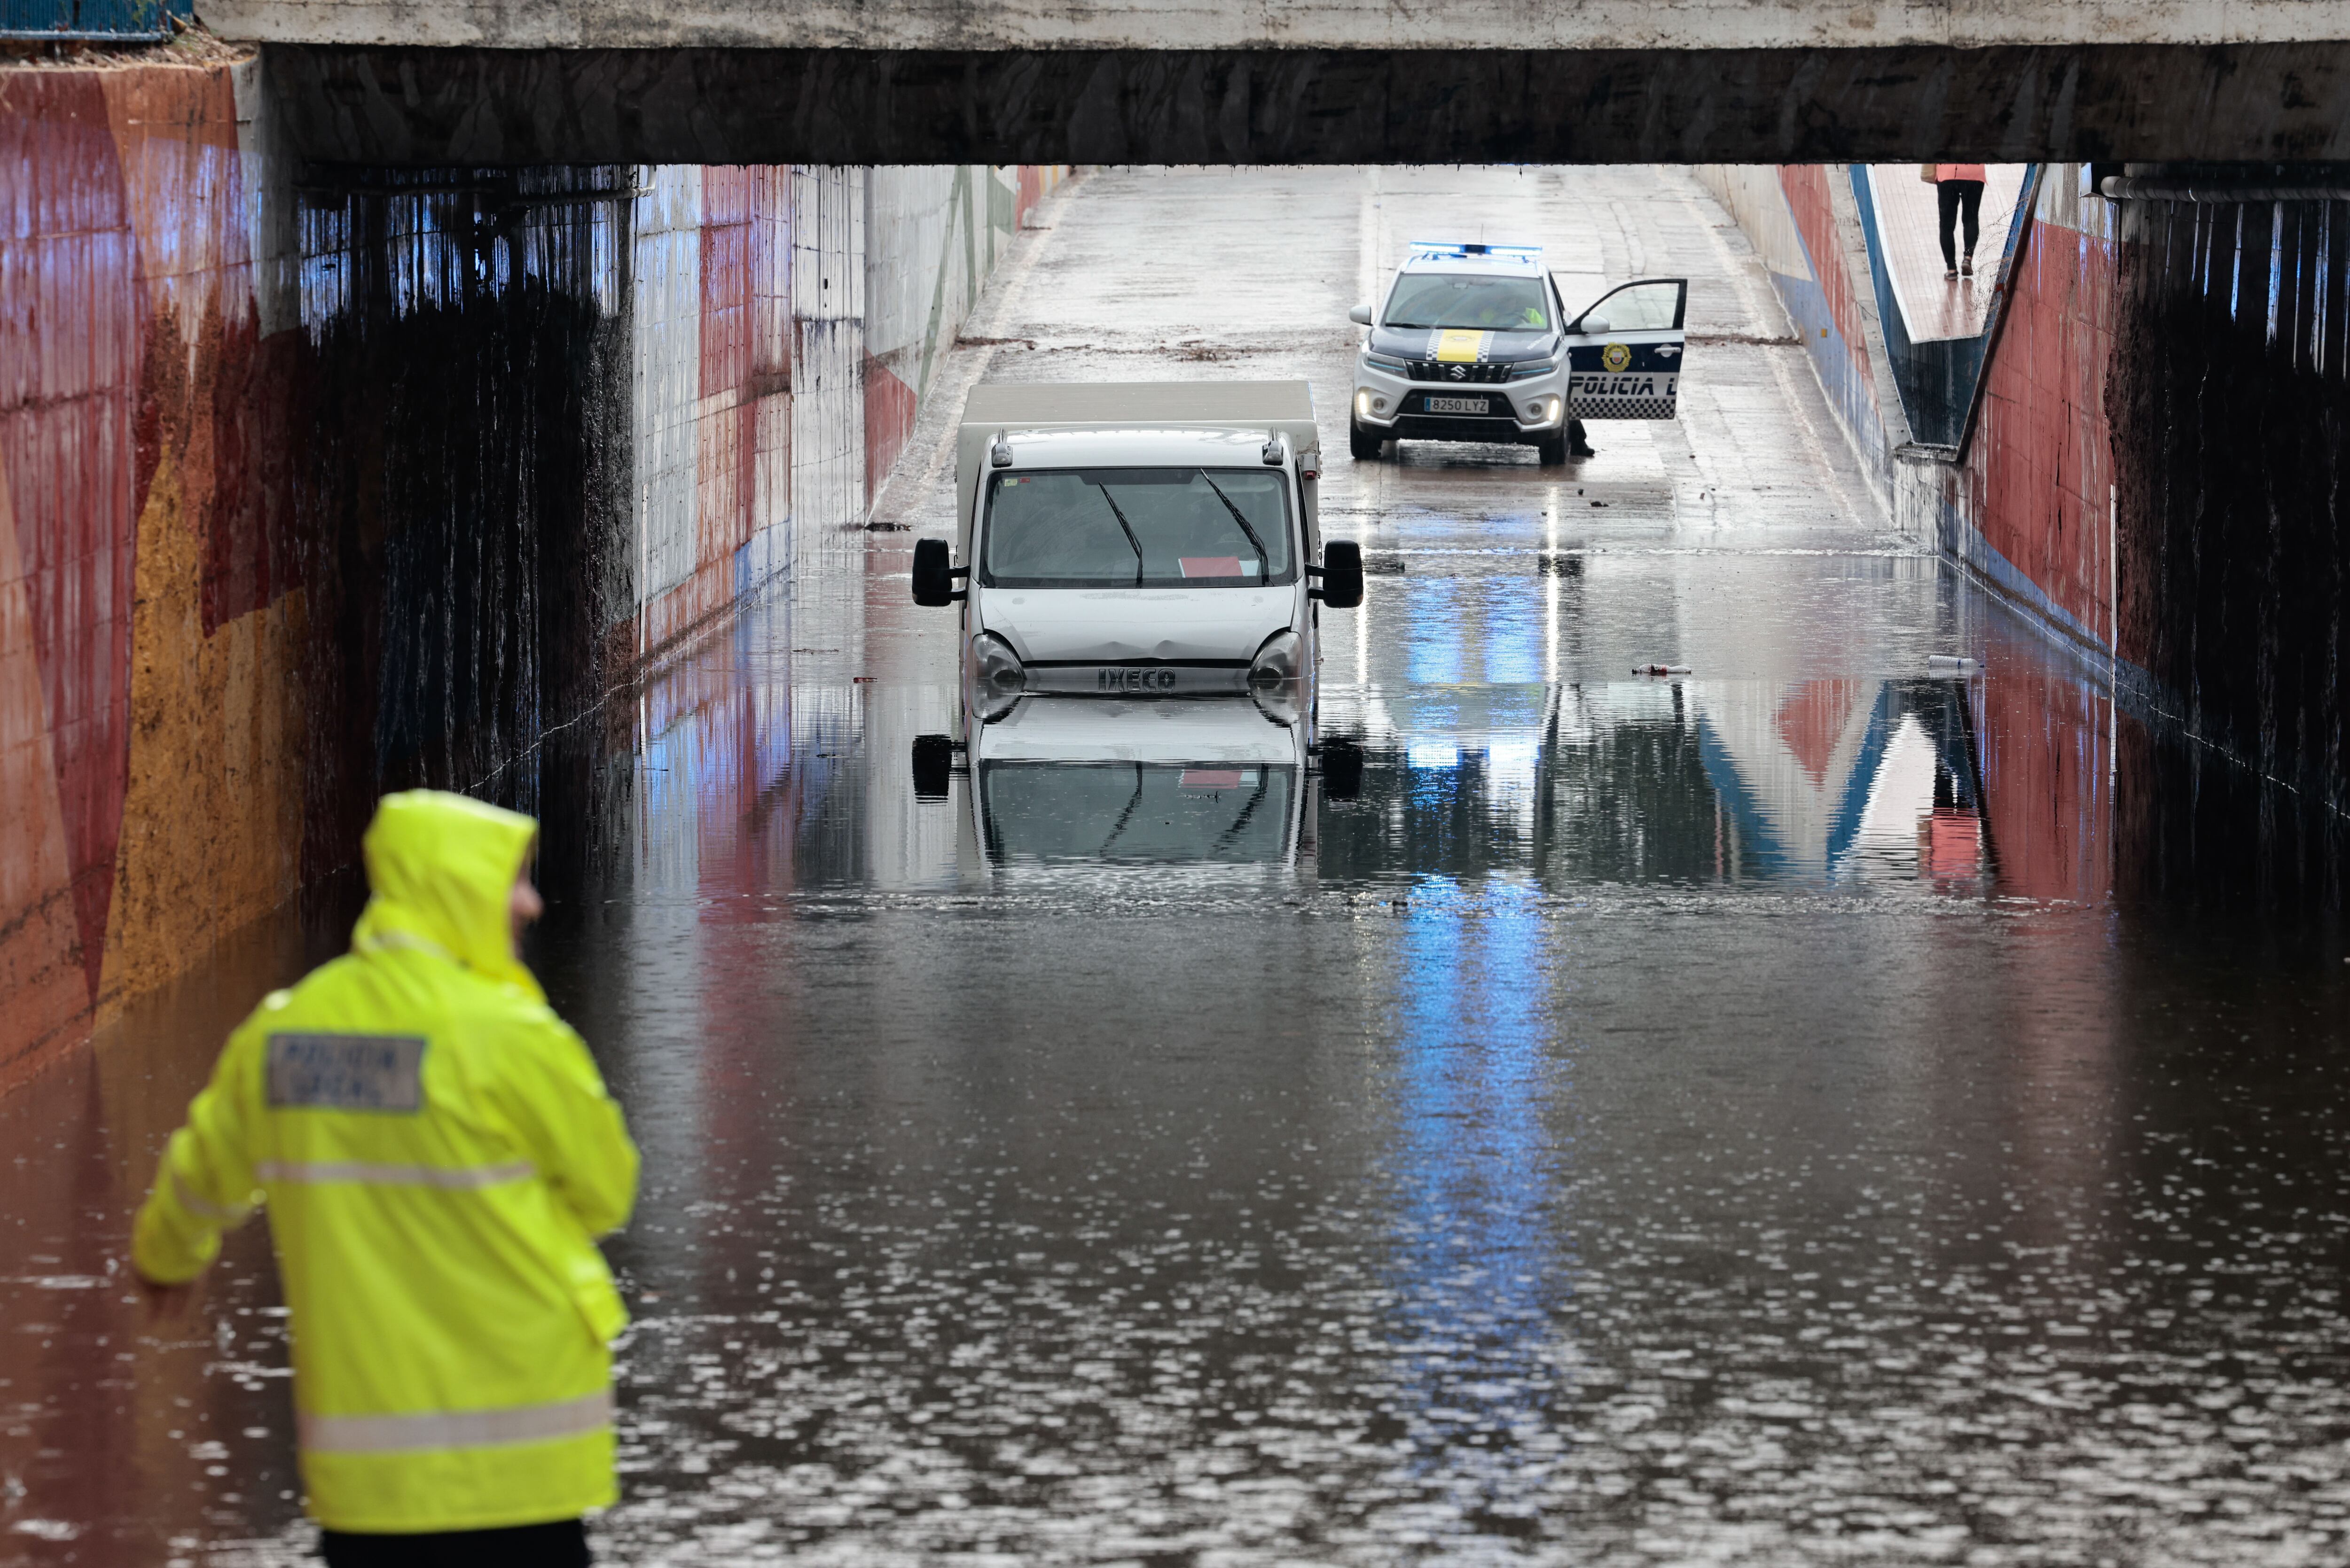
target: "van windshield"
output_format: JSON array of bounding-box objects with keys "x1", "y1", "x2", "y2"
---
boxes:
[{"x1": 981, "y1": 468, "x2": 1295, "y2": 589}]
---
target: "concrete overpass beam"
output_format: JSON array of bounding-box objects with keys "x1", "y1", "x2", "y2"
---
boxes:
[{"x1": 262, "y1": 43, "x2": 2350, "y2": 167}]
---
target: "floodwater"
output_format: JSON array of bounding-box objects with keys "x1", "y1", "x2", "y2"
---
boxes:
[{"x1": 5, "y1": 167, "x2": 2350, "y2": 1567}]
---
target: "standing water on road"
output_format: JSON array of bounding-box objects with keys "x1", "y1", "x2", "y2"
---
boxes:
[{"x1": 4, "y1": 167, "x2": 2348, "y2": 1567}]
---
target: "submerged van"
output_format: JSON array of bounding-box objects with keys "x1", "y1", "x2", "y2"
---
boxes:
[{"x1": 911, "y1": 382, "x2": 1364, "y2": 721}]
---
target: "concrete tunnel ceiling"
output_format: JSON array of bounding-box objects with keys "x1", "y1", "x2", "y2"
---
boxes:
[{"x1": 219, "y1": 0, "x2": 2350, "y2": 166}]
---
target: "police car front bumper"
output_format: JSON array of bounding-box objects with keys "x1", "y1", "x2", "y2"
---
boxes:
[{"x1": 1353, "y1": 361, "x2": 1566, "y2": 438}]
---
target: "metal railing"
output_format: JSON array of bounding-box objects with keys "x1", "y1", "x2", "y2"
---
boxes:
[{"x1": 0, "y1": 0, "x2": 191, "y2": 40}]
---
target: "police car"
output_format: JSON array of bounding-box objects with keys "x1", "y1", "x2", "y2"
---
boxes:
[{"x1": 1348, "y1": 242, "x2": 1689, "y2": 465}]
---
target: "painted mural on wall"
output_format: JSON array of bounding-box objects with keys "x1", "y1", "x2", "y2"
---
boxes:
[{"x1": 0, "y1": 54, "x2": 1072, "y2": 1085}]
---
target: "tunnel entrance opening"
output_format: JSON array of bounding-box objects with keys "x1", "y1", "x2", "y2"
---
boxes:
[{"x1": 11, "y1": 136, "x2": 2350, "y2": 1568}]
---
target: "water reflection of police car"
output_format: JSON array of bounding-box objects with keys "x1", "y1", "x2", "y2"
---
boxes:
[{"x1": 1348, "y1": 241, "x2": 1690, "y2": 465}]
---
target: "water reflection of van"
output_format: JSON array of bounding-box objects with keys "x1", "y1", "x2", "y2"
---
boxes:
[{"x1": 971, "y1": 696, "x2": 1316, "y2": 868}]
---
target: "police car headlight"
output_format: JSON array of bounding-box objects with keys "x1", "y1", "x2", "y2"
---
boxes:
[
  {"x1": 1522, "y1": 396, "x2": 1562, "y2": 425},
  {"x1": 1249, "y1": 629, "x2": 1303, "y2": 685},
  {"x1": 1362, "y1": 352, "x2": 1409, "y2": 374},
  {"x1": 1507, "y1": 360, "x2": 1557, "y2": 381},
  {"x1": 971, "y1": 632, "x2": 1025, "y2": 691}
]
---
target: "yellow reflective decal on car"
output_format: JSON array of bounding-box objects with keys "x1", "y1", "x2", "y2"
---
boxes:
[{"x1": 1434, "y1": 329, "x2": 1488, "y2": 363}]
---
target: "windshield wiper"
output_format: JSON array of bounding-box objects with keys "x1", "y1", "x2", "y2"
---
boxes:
[
  {"x1": 1198, "y1": 471, "x2": 1272, "y2": 579},
  {"x1": 1090, "y1": 482, "x2": 1145, "y2": 585}
]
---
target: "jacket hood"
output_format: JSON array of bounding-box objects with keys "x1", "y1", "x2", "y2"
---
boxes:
[{"x1": 353, "y1": 790, "x2": 542, "y2": 998}]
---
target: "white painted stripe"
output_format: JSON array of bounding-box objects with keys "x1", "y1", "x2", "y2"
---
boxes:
[
  {"x1": 255, "y1": 1160, "x2": 536, "y2": 1189},
  {"x1": 300, "y1": 1389, "x2": 613, "y2": 1455},
  {"x1": 171, "y1": 1166, "x2": 251, "y2": 1225}
]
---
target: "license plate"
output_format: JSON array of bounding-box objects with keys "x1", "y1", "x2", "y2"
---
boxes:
[{"x1": 1423, "y1": 395, "x2": 1490, "y2": 414}]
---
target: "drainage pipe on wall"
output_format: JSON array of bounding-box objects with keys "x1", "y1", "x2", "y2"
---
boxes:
[{"x1": 2099, "y1": 178, "x2": 2350, "y2": 203}]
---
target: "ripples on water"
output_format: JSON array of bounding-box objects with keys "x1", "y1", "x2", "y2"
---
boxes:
[{"x1": 6, "y1": 552, "x2": 2350, "y2": 1568}]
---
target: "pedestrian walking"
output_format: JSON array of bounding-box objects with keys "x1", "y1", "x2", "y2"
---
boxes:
[
  {"x1": 1927, "y1": 163, "x2": 1988, "y2": 280},
  {"x1": 131, "y1": 790, "x2": 640, "y2": 1568}
]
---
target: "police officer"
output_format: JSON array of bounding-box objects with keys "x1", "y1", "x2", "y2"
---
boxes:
[{"x1": 132, "y1": 790, "x2": 640, "y2": 1567}]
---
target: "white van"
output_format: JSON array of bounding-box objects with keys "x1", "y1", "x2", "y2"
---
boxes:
[{"x1": 911, "y1": 382, "x2": 1364, "y2": 720}]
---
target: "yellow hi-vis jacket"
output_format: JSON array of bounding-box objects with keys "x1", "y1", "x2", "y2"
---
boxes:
[{"x1": 132, "y1": 790, "x2": 640, "y2": 1534}]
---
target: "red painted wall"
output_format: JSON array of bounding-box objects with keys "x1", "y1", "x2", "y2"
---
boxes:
[
  {"x1": 0, "y1": 73, "x2": 140, "y2": 1008},
  {"x1": 1962, "y1": 203, "x2": 2119, "y2": 647},
  {"x1": 0, "y1": 62, "x2": 311, "y2": 1089},
  {"x1": 864, "y1": 353, "x2": 917, "y2": 505}
]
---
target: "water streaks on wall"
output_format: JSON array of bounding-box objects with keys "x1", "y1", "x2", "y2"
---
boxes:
[{"x1": 0, "y1": 50, "x2": 1067, "y2": 1084}]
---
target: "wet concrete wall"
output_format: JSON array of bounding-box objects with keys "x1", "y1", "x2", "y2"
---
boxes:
[
  {"x1": 1709, "y1": 162, "x2": 2348, "y2": 892},
  {"x1": 1692, "y1": 164, "x2": 1898, "y2": 507},
  {"x1": 865, "y1": 165, "x2": 1065, "y2": 504},
  {"x1": 296, "y1": 167, "x2": 634, "y2": 843},
  {"x1": 2108, "y1": 187, "x2": 2350, "y2": 834},
  {"x1": 0, "y1": 54, "x2": 1065, "y2": 1084}
]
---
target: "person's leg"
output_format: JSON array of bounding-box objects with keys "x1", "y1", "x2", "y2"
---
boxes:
[
  {"x1": 1568, "y1": 418, "x2": 1596, "y2": 457},
  {"x1": 1937, "y1": 180, "x2": 1962, "y2": 276},
  {"x1": 1959, "y1": 181, "x2": 1984, "y2": 273},
  {"x1": 321, "y1": 1520, "x2": 590, "y2": 1568}
]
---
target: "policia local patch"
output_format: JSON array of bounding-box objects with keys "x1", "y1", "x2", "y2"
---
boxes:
[{"x1": 266, "y1": 1034, "x2": 427, "y2": 1113}]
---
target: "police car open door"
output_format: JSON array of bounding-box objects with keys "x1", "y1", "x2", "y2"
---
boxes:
[{"x1": 1558, "y1": 278, "x2": 1687, "y2": 421}]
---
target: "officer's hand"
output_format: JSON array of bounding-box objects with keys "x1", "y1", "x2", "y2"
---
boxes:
[{"x1": 134, "y1": 1268, "x2": 200, "y2": 1324}]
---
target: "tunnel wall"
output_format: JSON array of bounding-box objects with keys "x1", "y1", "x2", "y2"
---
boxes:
[
  {"x1": 0, "y1": 53, "x2": 1067, "y2": 1086},
  {"x1": 1899, "y1": 169, "x2": 2120, "y2": 653},
  {"x1": 1709, "y1": 161, "x2": 2350, "y2": 871},
  {"x1": 2107, "y1": 192, "x2": 2350, "y2": 818},
  {"x1": 1692, "y1": 164, "x2": 1897, "y2": 507},
  {"x1": 0, "y1": 61, "x2": 309, "y2": 1088},
  {"x1": 865, "y1": 165, "x2": 1065, "y2": 505}
]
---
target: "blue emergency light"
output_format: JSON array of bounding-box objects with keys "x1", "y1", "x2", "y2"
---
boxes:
[{"x1": 1408, "y1": 241, "x2": 1543, "y2": 262}]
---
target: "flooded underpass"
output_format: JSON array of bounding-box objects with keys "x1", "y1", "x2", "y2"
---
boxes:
[{"x1": 6, "y1": 165, "x2": 2350, "y2": 1567}]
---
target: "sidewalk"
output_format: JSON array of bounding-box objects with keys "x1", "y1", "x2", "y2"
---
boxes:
[{"x1": 1864, "y1": 164, "x2": 2028, "y2": 342}]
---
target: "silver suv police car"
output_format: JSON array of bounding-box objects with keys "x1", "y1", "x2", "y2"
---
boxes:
[{"x1": 1349, "y1": 242, "x2": 1689, "y2": 466}]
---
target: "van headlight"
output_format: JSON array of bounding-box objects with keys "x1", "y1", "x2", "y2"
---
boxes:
[
  {"x1": 1249, "y1": 629, "x2": 1303, "y2": 685},
  {"x1": 972, "y1": 632, "x2": 1025, "y2": 691}
]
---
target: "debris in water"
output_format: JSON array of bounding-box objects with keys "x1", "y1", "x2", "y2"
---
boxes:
[{"x1": 1634, "y1": 664, "x2": 1691, "y2": 675}]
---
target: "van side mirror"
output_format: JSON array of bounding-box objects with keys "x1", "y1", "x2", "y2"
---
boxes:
[
  {"x1": 912, "y1": 538, "x2": 964, "y2": 606},
  {"x1": 1312, "y1": 540, "x2": 1364, "y2": 608},
  {"x1": 1348, "y1": 304, "x2": 1374, "y2": 327}
]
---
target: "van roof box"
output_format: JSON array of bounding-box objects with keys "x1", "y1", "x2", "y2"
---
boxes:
[
  {"x1": 962, "y1": 381, "x2": 1314, "y2": 427},
  {"x1": 955, "y1": 382, "x2": 1319, "y2": 553}
]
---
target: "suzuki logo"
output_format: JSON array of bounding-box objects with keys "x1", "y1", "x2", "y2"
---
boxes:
[{"x1": 1447, "y1": 364, "x2": 1467, "y2": 381}]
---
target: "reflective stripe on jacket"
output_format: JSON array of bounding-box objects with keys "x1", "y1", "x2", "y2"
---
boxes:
[{"x1": 132, "y1": 791, "x2": 641, "y2": 1534}]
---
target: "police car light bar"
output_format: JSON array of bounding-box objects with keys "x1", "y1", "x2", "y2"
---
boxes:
[{"x1": 1408, "y1": 241, "x2": 1543, "y2": 261}]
